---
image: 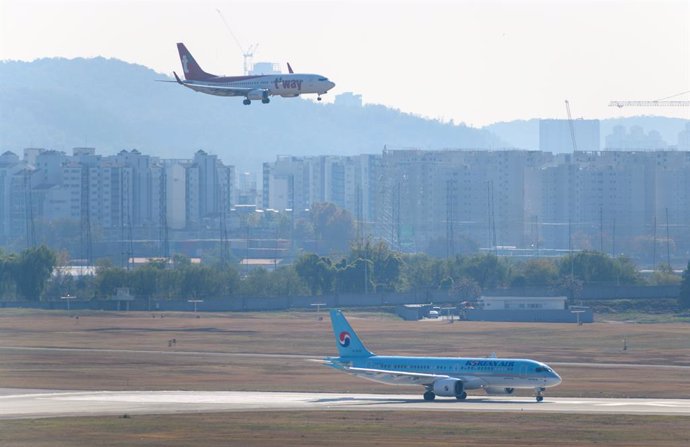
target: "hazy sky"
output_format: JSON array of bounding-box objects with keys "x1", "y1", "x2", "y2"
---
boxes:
[{"x1": 1, "y1": 0, "x2": 688, "y2": 126}]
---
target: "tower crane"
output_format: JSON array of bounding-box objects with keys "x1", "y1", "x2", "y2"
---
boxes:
[
  {"x1": 609, "y1": 90, "x2": 690, "y2": 108},
  {"x1": 565, "y1": 100, "x2": 578, "y2": 152},
  {"x1": 216, "y1": 9, "x2": 259, "y2": 75}
]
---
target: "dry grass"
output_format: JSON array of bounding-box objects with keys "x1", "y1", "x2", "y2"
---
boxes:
[
  {"x1": 1, "y1": 411, "x2": 689, "y2": 447},
  {"x1": 0, "y1": 310, "x2": 689, "y2": 397}
]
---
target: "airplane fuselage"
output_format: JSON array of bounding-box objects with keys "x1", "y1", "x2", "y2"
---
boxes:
[
  {"x1": 182, "y1": 73, "x2": 334, "y2": 98},
  {"x1": 332, "y1": 355, "x2": 561, "y2": 391}
]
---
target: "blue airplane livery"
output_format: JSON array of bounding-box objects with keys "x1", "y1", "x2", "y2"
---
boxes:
[{"x1": 325, "y1": 309, "x2": 562, "y2": 402}]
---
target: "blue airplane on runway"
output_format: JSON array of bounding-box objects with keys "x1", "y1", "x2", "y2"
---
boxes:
[{"x1": 325, "y1": 309, "x2": 561, "y2": 402}]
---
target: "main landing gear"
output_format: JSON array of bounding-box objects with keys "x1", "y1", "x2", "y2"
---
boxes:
[
  {"x1": 261, "y1": 98, "x2": 270, "y2": 104},
  {"x1": 535, "y1": 387, "x2": 545, "y2": 402},
  {"x1": 422, "y1": 390, "x2": 467, "y2": 401},
  {"x1": 243, "y1": 99, "x2": 251, "y2": 105}
]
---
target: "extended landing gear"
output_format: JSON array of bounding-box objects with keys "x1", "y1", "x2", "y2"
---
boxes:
[
  {"x1": 261, "y1": 98, "x2": 270, "y2": 104},
  {"x1": 423, "y1": 390, "x2": 435, "y2": 401},
  {"x1": 317, "y1": 95, "x2": 322, "y2": 101},
  {"x1": 456, "y1": 392, "x2": 468, "y2": 400},
  {"x1": 535, "y1": 387, "x2": 545, "y2": 402},
  {"x1": 243, "y1": 99, "x2": 251, "y2": 105}
]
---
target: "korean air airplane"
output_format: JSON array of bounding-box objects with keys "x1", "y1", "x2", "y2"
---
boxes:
[
  {"x1": 326, "y1": 309, "x2": 562, "y2": 402},
  {"x1": 172, "y1": 43, "x2": 335, "y2": 105}
]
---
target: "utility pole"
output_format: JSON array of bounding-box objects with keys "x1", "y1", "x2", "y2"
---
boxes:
[
  {"x1": 652, "y1": 214, "x2": 657, "y2": 270},
  {"x1": 159, "y1": 165, "x2": 170, "y2": 259},
  {"x1": 665, "y1": 207, "x2": 671, "y2": 267}
]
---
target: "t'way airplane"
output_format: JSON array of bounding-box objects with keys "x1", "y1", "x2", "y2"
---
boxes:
[
  {"x1": 172, "y1": 43, "x2": 335, "y2": 105},
  {"x1": 325, "y1": 309, "x2": 562, "y2": 402}
]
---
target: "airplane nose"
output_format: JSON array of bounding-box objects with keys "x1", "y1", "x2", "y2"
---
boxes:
[
  {"x1": 328, "y1": 81, "x2": 336, "y2": 90},
  {"x1": 552, "y1": 373, "x2": 562, "y2": 386}
]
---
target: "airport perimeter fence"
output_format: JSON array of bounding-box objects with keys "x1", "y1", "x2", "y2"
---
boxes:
[{"x1": 0, "y1": 285, "x2": 679, "y2": 312}]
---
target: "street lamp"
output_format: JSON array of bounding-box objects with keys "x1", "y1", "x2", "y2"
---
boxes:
[
  {"x1": 188, "y1": 299, "x2": 203, "y2": 314},
  {"x1": 60, "y1": 294, "x2": 76, "y2": 311}
]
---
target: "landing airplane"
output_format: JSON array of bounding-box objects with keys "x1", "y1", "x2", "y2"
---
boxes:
[
  {"x1": 172, "y1": 43, "x2": 335, "y2": 105},
  {"x1": 325, "y1": 309, "x2": 562, "y2": 402}
]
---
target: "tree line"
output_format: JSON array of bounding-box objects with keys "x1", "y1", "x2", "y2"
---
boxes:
[{"x1": 2, "y1": 243, "x2": 688, "y2": 308}]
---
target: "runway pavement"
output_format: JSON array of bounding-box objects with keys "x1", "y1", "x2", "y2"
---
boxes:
[{"x1": 1, "y1": 389, "x2": 689, "y2": 419}]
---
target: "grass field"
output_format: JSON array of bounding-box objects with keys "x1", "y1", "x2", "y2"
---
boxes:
[
  {"x1": 1, "y1": 411, "x2": 689, "y2": 447},
  {"x1": 0, "y1": 309, "x2": 689, "y2": 446},
  {"x1": 1, "y1": 309, "x2": 689, "y2": 397}
]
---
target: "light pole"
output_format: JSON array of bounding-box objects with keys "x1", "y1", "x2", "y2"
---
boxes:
[
  {"x1": 188, "y1": 299, "x2": 203, "y2": 314},
  {"x1": 61, "y1": 294, "x2": 76, "y2": 311},
  {"x1": 311, "y1": 303, "x2": 327, "y2": 320}
]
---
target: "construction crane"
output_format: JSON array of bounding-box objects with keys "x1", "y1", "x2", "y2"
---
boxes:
[
  {"x1": 216, "y1": 9, "x2": 258, "y2": 75},
  {"x1": 565, "y1": 100, "x2": 578, "y2": 152},
  {"x1": 609, "y1": 90, "x2": 690, "y2": 108}
]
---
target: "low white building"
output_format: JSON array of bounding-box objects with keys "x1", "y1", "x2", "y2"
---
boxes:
[{"x1": 478, "y1": 296, "x2": 567, "y2": 311}]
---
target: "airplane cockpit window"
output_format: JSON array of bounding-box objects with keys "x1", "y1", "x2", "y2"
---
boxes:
[
  {"x1": 535, "y1": 366, "x2": 546, "y2": 372},
  {"x1": 318, "y1": 77, "x2": 328, "y2": 81}
]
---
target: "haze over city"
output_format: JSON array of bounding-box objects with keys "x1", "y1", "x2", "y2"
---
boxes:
[
  {"x1": 3, "y1": 1, "x2": 690, "y2": 445},
  {"x1": 1, "y1": 0, "x2": 688, "y2": 126}
]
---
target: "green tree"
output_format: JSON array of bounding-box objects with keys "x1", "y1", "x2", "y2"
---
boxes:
[
  {"x1": 0, "y1": 250, "x2": 16, "y2": 299},
  {"x1": 12, "y1": 246, "x2": 57, "y2": 301},
  {"x1": 266, "y1": 266, "x2": 308, "y2": 297},
  {"x1": 452, "y1": 277, "x2": 482, "y2": 301},
  {"x1": 455, "y1": 253, "x2": 509, "y2": 289},
  {"x1": 401, "y1": 253, "x2": 446, "y2": 290},
  {"x1": 334, "y1": 258, "x2": 372, "y2": 294},
  {"x1": 558, "y1": 251, "x2": 641, "y2": 284},
  {"x1": 516, "y1": 259, "x2": 559, "y2": 286},
  {"x1": 294, "y1": 253, "x2": 334, "y2": 295},
  {"x1": 94, "y1": 266, "x2": 129, "y2": 298},
  {"x1": 679, "y1": 261, "x2": 690, "y2": 309},
  {"x1": 650, "y1": 263, "x2": 681, "y2": 285},
  {"x1": 310, "y1": 202, "x2": 355, "y2": 255}
]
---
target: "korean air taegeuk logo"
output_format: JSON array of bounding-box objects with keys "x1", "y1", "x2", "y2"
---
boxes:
[{"x1": 339, "y1": 331, "x2": 351, "y2": 347}]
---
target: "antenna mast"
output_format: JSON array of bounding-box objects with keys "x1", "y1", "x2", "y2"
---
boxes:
[{"x1": 216, "y1": 9, "x2": 258, "y2": 75}]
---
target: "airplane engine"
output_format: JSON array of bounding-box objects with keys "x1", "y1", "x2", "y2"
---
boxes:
[
  {"x1": 432, "y1": 378, "x2": 464, "y2": 397},
  {"x1": 246, "y1": 89, "x2": 269, "y2": 101},
  {"x1": 484, "y1": 387, "x2": 515, "y2": 395}
]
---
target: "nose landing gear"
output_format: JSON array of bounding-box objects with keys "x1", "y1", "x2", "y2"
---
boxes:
[{"x1": 535, "y1": 387, "x2": 545, "y2": 402}]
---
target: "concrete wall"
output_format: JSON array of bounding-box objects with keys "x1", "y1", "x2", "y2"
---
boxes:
[
  {"x1": 0, "y1": 284, "x2": 677, "y2": 313},
  {"x1": 464, "y1": 308, "x2": 593, "y2": 323}
]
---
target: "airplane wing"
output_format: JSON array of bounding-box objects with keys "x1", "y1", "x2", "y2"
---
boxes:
[
  {"x1": 173, "y1": 72, "x2": 261, "y2": 97},
  {"x1": 345, "y1": 366, "x2": 450, "y2": 385}
]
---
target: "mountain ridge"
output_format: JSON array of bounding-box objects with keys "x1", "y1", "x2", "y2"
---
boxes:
[
  {"x1": 0, "y1": 57, "x2": 503, "y2": 171},
  {"x1": 1, "y1": 58, "x2": 687, "y2": 173}
]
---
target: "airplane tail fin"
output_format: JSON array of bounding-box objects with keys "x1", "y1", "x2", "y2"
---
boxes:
[
  {"x1": 329, "y1": 309, "x2": 374, "y2": 358},
  {"x1": 176, "y1": 43, "x2": 216, "y2": 81}
]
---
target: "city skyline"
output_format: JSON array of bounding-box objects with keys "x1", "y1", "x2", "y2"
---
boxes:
[
  {"x1": 2, "y1": 143, "x2": 689, "y2": 268},
  {"x1": 1, "y1": 0, "x2": 688, "y2": 126}
]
